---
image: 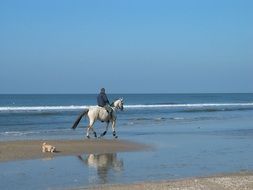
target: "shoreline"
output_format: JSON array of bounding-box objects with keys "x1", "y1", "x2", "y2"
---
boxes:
[
  {"x1": 0, "y1": 139, "x2": 149, "y2": 162},
  {"x1": 72, "y1": 172, "x2": 253, "y2": 190},
  {"x1": 1, "y1": 140, "x2": 253, "y2": 189}
]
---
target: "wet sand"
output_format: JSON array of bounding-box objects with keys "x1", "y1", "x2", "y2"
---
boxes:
[
  {"x1": 1, "y1": 140, "x2": 253, "y2": 190},
  {"x1": 0, "y1": 139, "x2": 149, "y2": 162},
  {"x1": 74, "y1": 172, "x2": 253, "y2": 190}
]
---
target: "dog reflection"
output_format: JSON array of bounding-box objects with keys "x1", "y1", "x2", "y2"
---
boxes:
[{"x1": 78, "y1": 153, "x2": 123, "y2": 183}]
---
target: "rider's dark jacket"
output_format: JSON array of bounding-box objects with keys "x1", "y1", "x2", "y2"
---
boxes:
[{"x1": 97, "y1": 92, "x2": 110, "y2": 107}]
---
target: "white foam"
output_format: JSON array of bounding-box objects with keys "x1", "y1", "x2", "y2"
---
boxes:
[
  {"x1": 0, "y1": 103, "x2": 253, "y2": 112},
  {"x1": 124, "y1": 103, "x2": 253, "y2": 109},
  {"x1": 0, "y1": 105, "x2": 89, "y2": 112}
]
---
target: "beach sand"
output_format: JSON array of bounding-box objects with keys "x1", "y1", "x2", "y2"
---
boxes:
[
  {"x1": 1, "y1": 140, "x2": 253, "y2": 190},
  {"x1": 1, "y1": 140, "x2": 253, "y2": 189},
  {"x1": 73, "y1": 172, "x2": 253, "y2": 190},
  {"x1": 0, "y1": 139, "x2": 148, "y2": 162}
]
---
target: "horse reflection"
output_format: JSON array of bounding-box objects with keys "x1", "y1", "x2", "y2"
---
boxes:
[{"x1": 78, "y1": 153, "x2": 123, "y2": 183}]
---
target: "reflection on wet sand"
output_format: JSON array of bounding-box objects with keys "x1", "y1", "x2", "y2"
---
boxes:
[{"x1": 78, "y1": 153, "x2": 123, "y2": 183}]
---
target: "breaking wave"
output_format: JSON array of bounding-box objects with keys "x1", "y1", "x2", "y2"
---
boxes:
[{"x1": 0, "y1": 103, "x2": 253, "y2": 113}]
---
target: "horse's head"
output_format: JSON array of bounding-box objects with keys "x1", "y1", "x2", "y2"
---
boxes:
[{"x1": 112, "y1": 98, "x2": 124, "y2": 111}]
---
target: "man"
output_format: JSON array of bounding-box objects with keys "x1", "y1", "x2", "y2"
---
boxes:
[{"x1": 97, "y1": 88, "x2": 113, "y2": 116}]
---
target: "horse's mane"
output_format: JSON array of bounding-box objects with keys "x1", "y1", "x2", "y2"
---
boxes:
[{"x1": 110, "y1": 98, "x2": 123, "y2": 107}]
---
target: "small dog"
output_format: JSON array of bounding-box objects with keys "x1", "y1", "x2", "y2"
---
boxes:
[{"x1": 42, "y1": 142, "x2": 56, "y2": 153}]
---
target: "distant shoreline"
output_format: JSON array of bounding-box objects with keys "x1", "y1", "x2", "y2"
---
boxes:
[{"x1": 0, "y1": 139, "x2": 149, "y2": 162}]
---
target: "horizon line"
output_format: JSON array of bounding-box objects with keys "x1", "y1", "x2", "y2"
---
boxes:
[{"x1": 0, "y1": 92, "x2": 252, "y2": 95}]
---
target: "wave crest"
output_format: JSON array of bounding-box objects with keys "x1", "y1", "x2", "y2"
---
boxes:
[{"x1": 0, "y1": 103, "x2": 253, "y2": 113}]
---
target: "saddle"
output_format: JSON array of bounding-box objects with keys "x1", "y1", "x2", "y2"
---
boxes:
[{"x1": 99, "y1": 106, "x2": 113, "y2": 122}]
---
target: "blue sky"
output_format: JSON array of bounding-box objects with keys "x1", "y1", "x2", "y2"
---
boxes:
[{"x1": 0, "y1": 0, "x2": 252, "y2": 93}]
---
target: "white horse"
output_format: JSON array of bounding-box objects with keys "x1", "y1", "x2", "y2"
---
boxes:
[{"x1": 72, "y1": 98, "x2": 124, "y2": 138}]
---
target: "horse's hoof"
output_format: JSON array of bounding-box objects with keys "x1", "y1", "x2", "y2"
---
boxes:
[
  {"x1": 113, "y1": 131, "x2": 118, "y2": 139},
  {"x1": 93, "y1": 132, "x2": 97, "y2": 138},
  {"x1": 100, "y1": 131, "x2": 107, "y2": 137},
  {"x1": 86, "y1": 135, "x2": 90, "y2": 139}
]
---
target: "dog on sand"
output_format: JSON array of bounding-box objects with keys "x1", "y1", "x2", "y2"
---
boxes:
[{"x1": 42, "y1": 142, "x2": 56, "y2": 153}]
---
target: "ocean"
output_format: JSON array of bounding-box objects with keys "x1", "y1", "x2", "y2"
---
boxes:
[
  {"x1": 1, "y1": 93, "x2": 253, "y2": 140},
  {"x1": 1, "y1": 93, "x2": 253, "y2": 189}
]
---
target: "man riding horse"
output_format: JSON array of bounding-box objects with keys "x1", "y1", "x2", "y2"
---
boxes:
[
  {"x1": 97, "y1": 88, "x2": 113, "y2": 117},
  {"x1": 71, "y1": 88, "x2": 123, "y2": 138}
]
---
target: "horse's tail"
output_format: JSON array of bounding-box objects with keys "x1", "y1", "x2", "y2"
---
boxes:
[{"x1": 71, "y1": 109, "x2": 89, "y2": 130}]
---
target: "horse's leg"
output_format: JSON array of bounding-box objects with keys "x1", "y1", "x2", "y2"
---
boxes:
[
  {"x1": 100, "y1": 121, "x2": 109, "y2": 137},
  {"x1": 86, "y1": 125, "x2": 91, "y2": 138},
  {"x1": 111, "y1": 120, "x2": 118, "y2": 138},
  {"x1": 91, "y1": 127, "x2": 97, "y2": 138},
  {"x1": 86, "y1": 120, "x2": 96, "y2": 138},
  {"x1": 87, "y1": 126, "x2": 97, "y2": 138}
]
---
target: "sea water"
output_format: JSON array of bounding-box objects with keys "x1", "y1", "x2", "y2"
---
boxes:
[
  {"x1": 0, "y1": 93, "x2": 253, "y2": 189},
  {"x1": 0, "y1": 93, "x2": 253, "y2": 140}
]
